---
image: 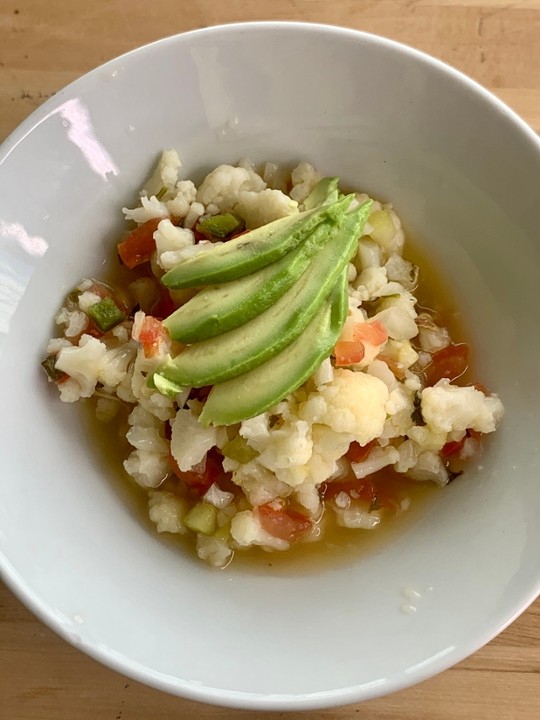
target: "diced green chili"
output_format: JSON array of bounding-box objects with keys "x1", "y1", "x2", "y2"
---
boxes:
[
  {"x1": 87, "y1": 296, "x2": 126, "y2": 332},
  {"x1": 196, "y1": 212, "x2": 245, "y2": 239},
  {"x1": 41, "y1": 356, "x2": 67, "y2": 383}
]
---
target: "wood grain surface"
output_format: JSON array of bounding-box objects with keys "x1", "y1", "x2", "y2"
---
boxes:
[{"x1": 1, "y1": 1, "x2": 540, "y2": 718}]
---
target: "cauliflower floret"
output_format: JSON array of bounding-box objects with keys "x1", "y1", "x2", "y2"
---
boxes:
[
  {"x1": 122, "y1": 195, "x2": 168, "y2": 224},
  {"x1": 421, "y1": 380, "x2": 504, "y2": 435},
  {"x1": 196, "y1": 165, "x2": 266, "y2": 209},
  {"x1": 316, "y1": 369, "x2": 389, "y2": 445},
  {"x1": 124, "y1": 450, "x2": 169, "y2": 488},
  {"x1": 196, "y1": 534, "x2": 233, "y2": 568},
  {"x1": 183, "y1": 201, "x2": 205, "y2": 229},
  {"x1": 170, "y1": 408, "x2": 221, "y2": 472},
  {"x1": 385, "y1": 253, "x2": 418, "y2": 290},
  {"x1": 312, "y1": 357, "x2": 334, "y2": 387},
  {"x1": 383, "y1": 339, "x2": 419, "y2": 372},
  {"x1": 408, "y1": 451, "x2": 449, "y2": 486},
  {"x1": 351, "y1": 445, "x2": 400, "y2": 479},
  {"x1": 356, "y1": 238, "x2": 383, "y2": 270},
  {"x1": 55, "y1": 307, "x2": 89, "y2": 337},
  {"x1": 295, "y1": 483, "x2": 322, "y2": 516},
  {"x1": 166, "y1": 180, "x2": 197, "y2": 218},
  {"x1": 232, "y1": 460, "x2": 292, "y2": 505},
  {"x1": 290, "y1": 162, "x2": 320, "y2": 203},
  {"x1": 148, "y1": 490, "x2": 188, "y2": 534},
  {"x1": 407, "y1": 425, "x2": 448, "y2": 452},
  {"x1": 235, "y1": 188, "x2": 298, "y2": 229},
  {"x1": 355, "y1": 266, "x2": 388, "y2": 301},
  {"x1": 98, "y1": 341, "x2": 138, "y2": 389},
  {"x1": 153, "y1": 219, "x2": 195, "y2": 270},
  {"x1": 372, "y1": 292, "x2": 418, "y2": 341},
  {"x1": 143, "y1": 149, "x2": 182, "y2": 198},
  {"x1": 124, "y1": 406, "x2": 170, "y2": 488},
  {"x1": 77, "y1": 290, "x2": 102, "y2": 313},
  {"x1": 333, "y1": 505, "x2": 381, "y2": 529},
  {"x1": 230, "y1": 510, "x2": 289, "y2": 551},
  {"x1": 55, "y1": 335, "x2": 107, "y2": 399}
]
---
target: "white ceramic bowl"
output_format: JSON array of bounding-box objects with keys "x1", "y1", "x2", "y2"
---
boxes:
[{"x1": 1, "y1": 22, "x2": 540, "y2": 711}]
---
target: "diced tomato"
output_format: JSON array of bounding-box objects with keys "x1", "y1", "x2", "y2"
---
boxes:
[
  {"x1": 424, "y1": 343, "x2": 469, "y2": 386},
  {"x1": 258, "y1": 504, "x2": 312, "y2": 543},
  {"x1": 346, "y1": 440, "x2": 376, "y2": 463},
  {"x1": 440, "y1": 437, "x2": 467, "y2": 458},
  {"x1": 321, "y1": 468, "x2": 398, "y2": 512},
  {"x1": 334, "y1": 321, "x2": 388, "y2": 367},
  {"x1": 334, "y1": 340, "x2": 365, "y2": 367},
  {"x1": 139, "y1": 316, "x2": 166, "y2": 358},
  {"x1": 353, "y1": 320, "x2": 388, "y2": 346},
  {"x1": 117, "y1": 218, "x2": 161, "y2": 269},
  {"x1": 471, "y1": 382, "x2": 491, "y2": 396},
  {"x1": 170, "y1": 449, "x2": 226, "y2": 497},
  {"x1": 441, "y1": 428, "x2": 483, "y2": 459}
]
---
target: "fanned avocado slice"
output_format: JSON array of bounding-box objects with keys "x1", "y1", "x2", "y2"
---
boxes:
[
  {"x1": 199, "y1": 270, "x2": 348, "y2": 427},
  {"x1": 303, "y1": 177, "x2": 340, "y2": 210},
  {"x1": 164, "y1": 216, "x2": 346, "y2": 343},
  {"x1": 155, "y1": 203, "x2": 370, "y2": 388},
  {"x1": 161, "y1": 195, "x2": 352, "y2": 289}
]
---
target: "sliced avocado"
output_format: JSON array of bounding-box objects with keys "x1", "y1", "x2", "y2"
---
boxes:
[
  {"x1": 154, "y1": 203, "x2": 370, "y2": 388},
  {"x1": 199, "y1": 270, "x2": 348, "y2": 427},
  {"x1": 161, "y1": 196, "x2": 352, "y2": 289},
  {"x1": 303, "y1": 177, "x2": 340, "y2": 210},
  {"x1": 164, "y1": 216, "x2": 342, "y2": 343}
]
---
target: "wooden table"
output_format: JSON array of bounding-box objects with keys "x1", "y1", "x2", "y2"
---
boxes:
[{"x1": 1, "y1": 2, "x2": 539, "y2": 718}]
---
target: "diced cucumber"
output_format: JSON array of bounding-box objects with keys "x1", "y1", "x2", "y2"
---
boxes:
[{"x1": 184, "y1": 502, "x2": 218, "y2": 535}]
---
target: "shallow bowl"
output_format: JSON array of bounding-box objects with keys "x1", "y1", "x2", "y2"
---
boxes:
[{"x1": 1, "y1": 21, "x2": 540, "y2": 710}]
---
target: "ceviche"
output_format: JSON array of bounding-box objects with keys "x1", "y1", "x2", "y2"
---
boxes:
[{"x1": 42, "y1": 151, "x2": 504, "y2": 568}]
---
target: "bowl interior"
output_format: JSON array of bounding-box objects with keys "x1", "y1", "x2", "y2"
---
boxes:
[{"x1": 1, "y1": 23, "x2": 540, "y2": 709}]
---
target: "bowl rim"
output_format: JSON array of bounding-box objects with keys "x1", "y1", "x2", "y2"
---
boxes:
[{"x1": 1, "y1": 20, "x2": 540, "y2": 711}]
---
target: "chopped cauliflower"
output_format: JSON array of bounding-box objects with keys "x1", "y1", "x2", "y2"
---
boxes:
[
  {"x1": 231, "y1": 510, "x2": 289, "y2": 551},
  {"x1": 55, "y1": 335, "x2": 107, "y2": 399},
  {"x1": 153, "y1": 219, "x2": 195, "y2": 270},
  {"x1": 290, "y1": 162, "x2": 320, "y2": 203},
  {"x1": 122, "y1": 195, "x2": 168, "y2": 224},
  {"x1": 236, "y1": 188, "x2": 298, "y2": 229},
  {"x1": 143, "y1": 149, "x2": 182, "y2": 198},
  {"x1": 170, "y1": 408, "x2": 223, "y2": 472},
  {"x1": 166, "y1": 180, "x2": 197, "y2": 218},
  {"x1": 148, "y1": 490, "x2": 188, "y2": 534},
  {"x1": 196, "y1": 164, "x2": 266, "y2": 209},
  {"x1": 421, "y1": 380, "x2": 504, "y2": 435},
  {"x1": 315, "y1": 369, "x2": 389, "y2": 445}
]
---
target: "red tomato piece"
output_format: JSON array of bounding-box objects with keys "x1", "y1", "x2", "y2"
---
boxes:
[
  {"x1": 440, "y1": 437, "x2": 467, "y2": 458},
  {"x1": 139, "y1": 316, "x2": 166, "y2": 358},
  {"x1": 424, "y1": 343, "x2": 469, "y2": 386},
  {"x1": 346, "y1": 440, "x2": 376, "y2": 463},
  {"x1": 353, "y1": 320, "x2": 388, "y2": 346},
  {"x1": 117, "y1": 218, "x2": 161, "y2": 269},
  {"x1": 334, "y1": 340, "x2": 365, "y2": 367},
  {"x1": 170, "y1": 450, "x2": 225, "y2": 497},
  {"x1": 258, "y1": 504, "x2": 312, "y2": 543}
]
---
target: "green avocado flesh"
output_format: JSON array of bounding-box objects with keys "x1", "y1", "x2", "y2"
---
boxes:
[
  {"x1": 160, "y1": 196, "x2": 352, "y2": 289},
  {"x1": 163, "y1": 216, "x2": 346, "y2": 343},
  {"x1": 303, "y1": 177, "x2": 340, "y2": 210},
  {"x1": 199, "y1": 270, "x2": 349, "y2": 427},
  {"x1": 156, "y1": 205, "x2": 369, "y2": 388}
]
